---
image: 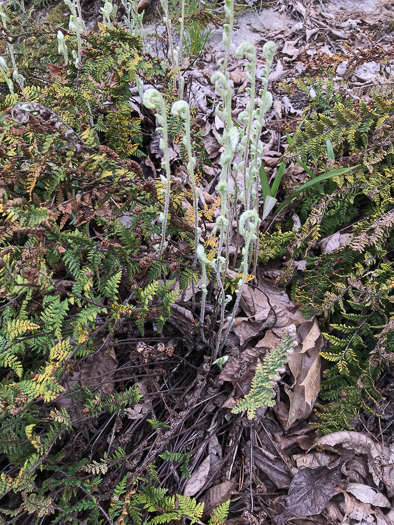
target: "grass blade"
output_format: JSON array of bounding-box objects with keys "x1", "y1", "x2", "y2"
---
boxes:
[{"x1": 274, "y1": 166, "x2": 359, "y2": 216}]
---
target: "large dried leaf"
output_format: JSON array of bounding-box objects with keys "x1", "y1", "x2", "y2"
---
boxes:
[
  {"x1": 244, "y1": 444, "x2": 292, "y2": 489},
  {"x1": 345, "y1": 483, "x2": 391, "y2": 507},
  {"x1": 200, "y1": 480, "x2": 235, "y2": 517},
  {"x1": 273, "y1": 458, "x2": 346, "y2": 524},
  {"x1": 284, "y1": 318, "x2": 322, "y2": 429},
  {"x1": 232, "y1": 280, "x2": 304, "y2": 347},
  {"x1": 184, "y1": 456, "x2": 211, "y2": 497}
]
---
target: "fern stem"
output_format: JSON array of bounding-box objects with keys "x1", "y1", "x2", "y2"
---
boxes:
[{"x1": 143, "y1": 89, "x2": 172, "y2": 257}]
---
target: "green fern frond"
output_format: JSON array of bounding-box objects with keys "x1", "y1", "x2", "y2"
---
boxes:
[
  {"x1": 209, "y1": 500, "x2": 230, "y2": 525},
  {"x1": 232, "y1": 330, "x2": 295, "y2": 419}
]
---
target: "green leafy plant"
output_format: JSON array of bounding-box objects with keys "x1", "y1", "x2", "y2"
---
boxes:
[
  {"x1": 183, "y1": 20, "x2": 214, "y2": 58},
  {"x1": 281, "y1": 85, "x2": 394, "y2": 433},
  {"x1": 0, "y1": 8, "x2": 200, "y2": 521},
  {"x1": 232, "y1": 328, "x2": 296, "y2": 419},
  {"x1": 159, "y1": 450, "x2": 192, "y2": 478}
]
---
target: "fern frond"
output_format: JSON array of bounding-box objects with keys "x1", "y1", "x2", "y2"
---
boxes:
[{"x1": 232, "y1": 329, "x2": 296, "y2": 419}]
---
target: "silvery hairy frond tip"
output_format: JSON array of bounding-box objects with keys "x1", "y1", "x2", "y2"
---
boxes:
[{"x1": 263, "y1": 41, "x2": 277, "y2": 61}]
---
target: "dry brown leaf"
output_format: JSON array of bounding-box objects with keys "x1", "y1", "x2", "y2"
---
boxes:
[
  {"x1": 273, "y1": 457, "x2": 347, "y2": 525},
  {"x1": 200, "y1": 480, "x2": 235, "y2": 517},
  {"x1": 315, "y1": 432, "x2": 394, "y2": 497},
  {"x1": 273, "y1": 425, "x2": 316, "y2": 451},
  {"x1": 273, "y1": 400, "x2": 290, "y2": 431},
  {"x1": 282, "y1": 41, "x2": 301, "y2": 59},
  {"x1": 57, "y1": 350, "x2": 118, "y2": 431},
  {"x1": 320, "y1": 231, "x2": 354, "y2": 253},
  {"x1": 189, "y1": 80, "x2": 210, "y2": 113},
  {"x1": 244, "y1": 444, "x2": 292, "y2": 489},
  {"x1": 221, "y1": 397, "x2": 238, "y2": 409},
  {"x1": 124, "y1": 379, "x2": 151, "y2": 419},
  {"x1": 219, "y1": 345, "x2": 263, "y2": 393},
  {"x1": 269, "y1": 60, "x2": 287, "y2": 81},
  {"x1": 293, "y1": 451, "x2": 336, "y2": 469},
  {"x1": 124, "y1": 403, "x2": 150, "y2": 419},
  {"x1": 180, "y1": 277, "x2": 202, "y2": 302},
  {"x1": 220, "y1": 329, "x2": 283, "y2": 395},
  {"x1": 337, "y1": 488, "x2": 378, "y2": 523},
  {"x1": 342, "y1": 457, "x2": 369, "y2": 483},
  {"x1": 47, "y1": 63, "x2": 64, "y2": 79},
  {"x1": 232, "y1": 280, "x2": 303, "y2": 347},
  {"x1": 60, "y1": 349, "x2": 117, "y2": 397},
  {"x1": 257, "y1": 329, "x2": 281, "y2": 349},
  {"x1": 184, "y1": 456, "x2": 211, "y2": 497},
  {"x1": 284, "y1": 318, "x2": 322, "y2": 429},
  {"x1": 261, "y1": 155, "x2": 281, "y2": 167},
  {"x1": 229, "y1": 67, "x2": 246, "y2": 84},
  {"x1": 274, "y1": 99, "x2": 283, "y2": 119},
  {"x1": 171, "y1": 303, "x2": 194, "y2": 323},
  {"x1": 203, "y1": 133, "x2": 222, "y2": 160},
  {"x1": 345, "y1": 483, "x2": 391, "y2": 507},
  {"x1": 306, "y1": 28, "x2": 320, "y2": 41},
  {"x1": 324, "y1": 500, "x2": 345, "y2": 524}
]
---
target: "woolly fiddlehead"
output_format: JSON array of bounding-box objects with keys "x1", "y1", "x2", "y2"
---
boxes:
[
  {"x1": 64, "y1": 0, "x2": 85, "y2": 68},
  {"x1": 171, "y1": 100, "x2": 200, "y2": 264},
  {"x1": 221, "y1": 209, "x2": 260, "y2": 349},
  {"x1": 143, "y1": 88, "x2": 172, "y2": 257},
  {"x1": 210, "y1": 70, "x2": 240, "y2": 357},
  {"x1": 160, "y1": 0, "x2": 175, "y2": 68}
]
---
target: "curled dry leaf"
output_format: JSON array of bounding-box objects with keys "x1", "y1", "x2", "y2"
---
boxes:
[
  {"x1": 320, "y1": 231, "x2": 354, "y2": 253},
  {"x1": 282, "y1": 41, "x2": 301, "y2": 59},
  {"x1": 47, "y1": 63, "x2": 64, "y2": 79},
  {"x1": 337, "y1": 489, "x2": 374, "y2": 523},
  {"x1": 293, "y1": 451, "x2": 337, "y2": 469},
  {"x1": 345, "y1": 483, "x2": 391, "y2": 508},
  {"x1": 315, "y1": 432, "x2": 394, "y2": 497},
  {"x1": 336, "y1": 488, "x2": 392, "y2": 524},
  {"x1": 342, "y1": 456, "x2": 369, "y2": 484},
  {"x1": 284, "y1": 318, "x2": 322, "y2": 429},
  {"x1": 232, "y1": 280, "x2": 304, "y2": 348}
]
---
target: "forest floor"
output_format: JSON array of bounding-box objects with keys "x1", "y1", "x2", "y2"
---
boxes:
[{"x1": 1, "y1": 0, "x2": 394, "y2": 523}]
